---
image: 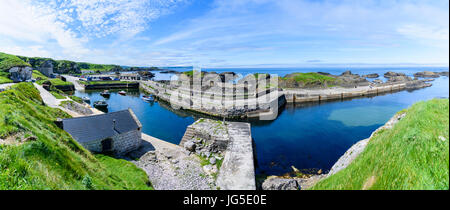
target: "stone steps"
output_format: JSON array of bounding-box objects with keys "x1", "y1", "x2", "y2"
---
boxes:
[{"x1": 179, "y1": 127, "x2": 195, "y2": 146}]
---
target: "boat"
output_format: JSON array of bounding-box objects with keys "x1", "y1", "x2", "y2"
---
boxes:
[
  {"x1": 93, "y1": 100, "x2": 108, "y2": 108},
  {"x1": 142, "y1": 95, "x2": 154, "y2": 102},
  {"x1": 100, "y1": 90, "x2": 111, "y2": 97},
  {"x1": 118, "y1": 90, "x2": 126, "y2": 95},
  {"x1": 82, "y1": 97, "x2": 90, "y2": 103}
]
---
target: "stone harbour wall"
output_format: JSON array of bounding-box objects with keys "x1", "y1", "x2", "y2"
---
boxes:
[{"x1": 113, "y1": 129, "x2": 142, "y2": 155}]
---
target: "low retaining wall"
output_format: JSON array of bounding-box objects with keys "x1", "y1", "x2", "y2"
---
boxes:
[{"x1": 54, "y1": 85, "x2": 75, "y2": 91}]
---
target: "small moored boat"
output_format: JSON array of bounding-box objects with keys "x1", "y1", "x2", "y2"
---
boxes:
[
  {"x1": 93, "y1": 100, "x2": 108, "y2": 108},
  {"x1": 82, "y1": 97, "x2": 90, "y2": 103},
  {"x1": 118, "y1": 90, "x2": 126, "y2": 95},
  {"x1": 100, "y1": 90, "x2": 111, "y2": 97},
  {"x1": 142, "y1": 95, "x2": 154, "y2": 102}
]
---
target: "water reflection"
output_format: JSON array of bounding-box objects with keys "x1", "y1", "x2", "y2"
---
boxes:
[{"x1": 72, "y1": 73, "x2": 448, "y2": 176}]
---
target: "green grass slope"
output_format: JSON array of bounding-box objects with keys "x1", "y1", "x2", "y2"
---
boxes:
[
  {"x1": 311, "y1": 99, "x2": 449, "y2": 190},
  {"x1": 0, "y1": 83, "x2": 152, "y2": 190},
  {"x1": 0, "y1": 52, "x2": 30, "y2": 72},
  {"x1": 0, "y1": 72, "x2": 12, "y2": 84}
]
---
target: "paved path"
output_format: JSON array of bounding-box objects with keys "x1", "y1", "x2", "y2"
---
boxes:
[
  {"x1": 62, "y1": 75, "x2": 84, "y2": 91},
  {"x1": 0, "y1": 83, "x2": 14, "y2": 90},
  {"x1": 33, "y1": 83, "x2": 69, "y2": 108}
]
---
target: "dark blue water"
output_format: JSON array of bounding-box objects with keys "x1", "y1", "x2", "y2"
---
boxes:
[{"x1": 75, "y1": 67, "x2": 449, "y2": 176}]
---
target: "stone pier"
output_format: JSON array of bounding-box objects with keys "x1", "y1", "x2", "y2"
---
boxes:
[{"x1": 216, "y1": 122, "x2": 256, "y2": 190}]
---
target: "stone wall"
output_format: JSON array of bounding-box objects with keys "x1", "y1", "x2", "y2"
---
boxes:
[
  {"x1": 113, "y1": 129, "x2": 142, "y2": 155},
  {"x1": 80, "y1": 139, "x2": 103, "y2": 153},
  {"x1": 79, "y1": 129, "x2": 142, "y2": 155},
  {"x1": 179, "y1": 119, "x2": 230, "y2": 156}
]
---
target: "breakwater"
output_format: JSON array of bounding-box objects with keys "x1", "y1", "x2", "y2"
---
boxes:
[
  {"x1": 140, "y1": 79, "x2": 431, "y2": 120},
  {"x1": 284, "y1": 80, "x2": 431, "y2": 103}
]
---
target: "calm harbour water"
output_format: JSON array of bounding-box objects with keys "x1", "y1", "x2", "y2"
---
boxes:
[{"x1": 74, "y1": 67, "x2": 449, "y2": 176}]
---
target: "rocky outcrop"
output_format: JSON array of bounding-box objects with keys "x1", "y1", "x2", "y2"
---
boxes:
[
  {"x1": 387, "y1": 75, "x2": 412, "y2": 83},
  {"x1": 384, "y1": 71, "x2": 406, "y2": 78},
  {"x1": 414, "y1": 71, "x2": 441, "y2": 78},
  {"x1": 9, "y1": 66, "x2": 32, "y2": 82},
  {"x1": 440, "y1": 71, "x2": 449, "y2": 77},
  {"x1": 362, "y1": 73, "x2": 379, "y2": 78},
  {"x1": 262, "y1": 177, "x2": 299, "y2": 190},
  {"x1": 328, "y1": 139, "x2": 369, "y2": 176},
  {"x1": 337, "y1": 71, "x2": 370, "y2": 87},
  {"x1": 372, "y1": 79, "x2": 383, "y2": 84}
]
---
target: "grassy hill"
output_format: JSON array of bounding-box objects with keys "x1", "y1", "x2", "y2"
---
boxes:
[
  {"x1": 311, "y1": 99, "x2": 449, "y2": 190},
  {"x1": 0, "y1": 83, "x2": 152, "y2": 190},
  {"x1": 0, "y1": 52, "x2": 30, "y2": 72},
  {"x1": 0, "y1": 52, "x2": 31, "y2": 84}
]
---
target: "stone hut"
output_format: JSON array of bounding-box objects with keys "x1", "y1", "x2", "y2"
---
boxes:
[
  {"x1": 9, "y1": 66, "x2": 32, "y2": 82},
  {"x1": 58, "y1": 109, "x2": 142, "y2": 155},
  {"x1": 38, "y1": 60, "x2": 54, "y2": 77}
]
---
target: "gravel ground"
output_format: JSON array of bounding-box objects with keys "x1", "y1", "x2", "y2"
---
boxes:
[{"x1": 132, "y1": 140, "x2": 215, "y2": 190}]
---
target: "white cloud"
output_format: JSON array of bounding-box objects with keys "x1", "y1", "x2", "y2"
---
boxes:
[
  {"x1": 0, "y1": 0, "x2": 187, "y2": 61},
  {"x1": 0, "y1": 0, "x2": 89, "y2": 59},
  {"x1": 397, "y1": 24, "x2": 449, "y2": 41}
]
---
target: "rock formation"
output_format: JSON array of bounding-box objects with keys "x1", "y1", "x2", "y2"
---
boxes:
[
  {"x1": 413, "y1": 71, "x2": 441, "y2": 78},
  {"x1": 9, "y1": 66, "x2": 32, "y2": 82},
  {"x1": 362, "y1": 73, "x2": 379, "y2": 78},
  {"x1": 384, "y1": 71, "x2": 406, "y2": 78}
]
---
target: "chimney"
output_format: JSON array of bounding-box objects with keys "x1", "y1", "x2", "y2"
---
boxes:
[{"x1": 113, "y1": 119, "x2": 120, "y2": 134}]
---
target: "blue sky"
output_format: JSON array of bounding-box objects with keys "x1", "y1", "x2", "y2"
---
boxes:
[{"x1": 0, "y1": 0, "x2": 448, "y2": 67}]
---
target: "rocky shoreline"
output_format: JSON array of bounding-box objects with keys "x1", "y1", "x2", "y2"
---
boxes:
[{"x1": 260, "y1": 110, "x2": 408, "y2": 190}]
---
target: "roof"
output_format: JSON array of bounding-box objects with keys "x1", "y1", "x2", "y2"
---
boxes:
[{"x1": 62, "y1": 109, "x2": 142, "y2": 143}]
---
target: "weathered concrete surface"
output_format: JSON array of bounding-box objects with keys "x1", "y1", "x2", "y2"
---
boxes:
[{"x1": 216, "y1": 122, "x2": 256, "y2": 190}]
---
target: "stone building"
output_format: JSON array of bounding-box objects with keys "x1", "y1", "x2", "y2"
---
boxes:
[
  {"x1": 38, "y1": 60, "x2": 54, "y2": 77},
  {"x1": 9, "y1": 66, "x2": 32, "y2": 82},
  {"x1": 58, "y1": 109, "x2": 142, "y2": 155}
]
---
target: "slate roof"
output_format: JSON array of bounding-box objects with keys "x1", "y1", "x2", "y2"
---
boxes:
[{"x1": 62, "y1": 109, "x2": 141, "y2": 143}]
